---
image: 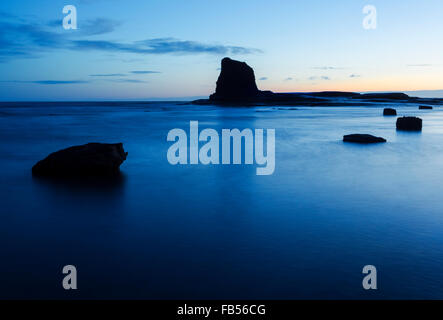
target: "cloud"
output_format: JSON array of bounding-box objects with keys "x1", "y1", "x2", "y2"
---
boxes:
[
  {"x1": 0, "y1": 20, "x2": 64, "y2": 61},
  {"x1": 284, "y1": 77, "x2": 293, "y2": 81},
  {"x1": 0, "y1": 17, "x2": 261, "y2": 62},
  {"x1": 0, "y1": 78, "x2": 145, "y2": 84},
  {"x1": 312, "y1": 66, "x2": 344, "y2": 70},
  {"x1": 406, "y1": 64, "x2": 433, "y2": 67},
  {"x1": 46, "y1": 18, "x2": 122, "y2": 36},
  {"x1": 259, "y1": 77, "x2": 268, "y2": 80},
  {"x1": 90, "y1": 73, "x2": 126, "y2": 77},
  {"x1": 308, "y1": 76, "x2": 330, "y2": 81},
  {"x1": 34, "y1": 80, "x2": 89, "y2": 84},
  {"x1": 0, "y1": 11, "x2": 15, "y2": 19},
  {"x1": 349, "y1": 74, "x2": 361, "y2": 78},
  {"x1": 71, "y1": 38, "x2": 261, "y2": 56},
  {"x1": 1, "y1": 80, "x2": 89, "y2": 84},
  {"x1": 109, "y1": 79, "x2": 147, "y2": 83},
  {"x1": 130, "y1": 71, "x2": 160, "y2": 74}
]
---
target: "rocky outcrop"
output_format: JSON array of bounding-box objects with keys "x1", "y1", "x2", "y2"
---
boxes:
[
  {"x1": 361, "y1": 93, "x2": 410, "y2": 100},
  {"x1": 32, "y1": 143, "x2": 128, "y2": 177},
  {"x1": 210, "y1": 58, "x2": 260, "y2": 101},
  {"x1": 383, "y1": 108, "x2": 397, "y2": 116},
  {"x1": 343, "y1": 134, "x2": 387, "y2": 144},
  {"x1": 192, "y1": 58, "x2": 443, "y2": 106},
  {"x1": 396, "y1": 117, "x2": 422, "y2": 131},
  {"x1": 419, "y1": 105, "x2": 433, "y2": 110}
]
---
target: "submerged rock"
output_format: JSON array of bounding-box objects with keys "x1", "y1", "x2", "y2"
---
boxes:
[
  {"x1": 396, "y1": 117, "x2": 422, "y2": 131},
  {"x1": 32, "y1": 143, "x2": 128, "y2": 177},
  {"x1": 343, "y1": 134, "x2": 387, "y2": 144},
  {"x1": 210, "y1": 57, "x2": 260, "y2": 101},
  {"x1": 419, "y1": 105, "x2": 433, "y2": 110},
  {"x1": 383, "y1": 108, "x2": 397, "y2": 116}
]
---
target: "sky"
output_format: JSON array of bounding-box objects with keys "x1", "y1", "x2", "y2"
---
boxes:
[{"x1": 1, "y1": 0, "x2": 443, "y2": 100}]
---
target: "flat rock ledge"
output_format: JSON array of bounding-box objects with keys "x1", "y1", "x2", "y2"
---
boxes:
[
  {"x1": 343, "y1": 134, "x2": 387, "y2": 144},
  {"x1": 32, "y1": 142, "x2": 128, "y2": 177}
]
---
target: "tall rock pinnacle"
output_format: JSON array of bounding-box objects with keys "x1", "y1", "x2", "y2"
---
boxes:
[{"x1": 210, "y1": 57, "x2": 260, "y2": 101}]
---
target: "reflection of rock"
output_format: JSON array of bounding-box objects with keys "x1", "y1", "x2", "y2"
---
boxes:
[
  {"x1": 32, "y1": 171, "x2": 126, "y2": 193},
  {"x1": 210, "y1": 57, "x2": 260, "y2": 101},
  {"x1": 383, "y1": 108, "x2": 397, "y2": 116},
  {"x1": 396, "y1": 117, "x2": 422, "y2": 131},
  {"x1": 419, "y1": 105, "x2": 433, "y2": 110},
  {"x1": 343, "y1": 134, "x2": 387, "y2": 144},
  {"x1": 32, "y1": 143, "x2": 128, "y2": 177}
]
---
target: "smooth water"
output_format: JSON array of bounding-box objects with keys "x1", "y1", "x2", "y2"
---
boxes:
[{"x1": 1, "y1": 101, "x2": 443, "y2": 299}]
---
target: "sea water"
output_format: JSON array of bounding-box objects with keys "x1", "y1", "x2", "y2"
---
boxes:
[{"x1": 1, "y1": 101, "x2": 443, "y2": 299}]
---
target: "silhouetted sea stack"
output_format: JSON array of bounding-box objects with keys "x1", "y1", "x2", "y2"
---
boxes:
[
  {"x1": 32, "y1": 143, "x2": 128, "y2": 177},
  {"x1": 343, "y1": 134, "x2": 387, "y2": 144},
  {"x1": 383, "y1": 108, "x2": 397, "y2": 116},
  {"x1": 396, "y1": 117, "x2": 423, "y2": 131},
  {"x1": 419, "y1": 105, "x2": 433, "y2": 110},
  {"x1": 210, "y1": 57, "x2": 260, "y2": 101}
]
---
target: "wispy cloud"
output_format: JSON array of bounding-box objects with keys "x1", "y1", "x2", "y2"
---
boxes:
[
  {"x1": 130, "y1": 70, "x2": 160, "y2": 74},
  {"x1": 284, "y1": 77, "x2": 293, "y2": 81},
  {"x1": 309, "y1": 76, "x2": 330, "y2": 81},
  {"x1": 1, "y1": 80, "x2": 89, "y2": 84},
  {"x1": 34, "y1": 80, "x2": 89, "y2": 84},
  {"x1": 312, "y1": 66, "x2": 345, "y2": 70},
  {"x1": 0, "y1": 78, "x2": 145, "y2": 85},
  {"x1": 71, "y1": 38, "x2": 261, "y2": 56},
  {"x1": 109, "y1": 79, "x2": 147, "y2": 83},
  {"x1": 349, "y1": 74, "x2": 361, "y2": 78},
  {"x1": 406, "y1": 64, "x2": 433, "y2": 67},
  {"x1": 0, "y1": 11, "x2": 15, "y2": 19},
  {"x1": 259, "y1": 77, "x2": 268, "y2": 80},
  {"x1": 46, "y1": 18, "x2": 122, "y2": 36},
  {"x1": 0, "y1": 15, "x2": 261, "y2": 63},
  {"x1": 90, "y1": 73, "x2": 127, "y2": 77}
]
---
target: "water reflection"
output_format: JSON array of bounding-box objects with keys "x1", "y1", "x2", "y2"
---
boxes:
[{"x1": 32, "y1": 171, "x2": 126, "y2": 194}]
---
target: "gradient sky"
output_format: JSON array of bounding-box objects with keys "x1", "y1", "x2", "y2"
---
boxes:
[{"x1": 1, "y1": 0, "x2": 443, "y2": 100}]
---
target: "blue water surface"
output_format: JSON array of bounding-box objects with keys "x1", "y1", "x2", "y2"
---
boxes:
[{"x1": 1, "y1": 101, "x2": 443, "y2": 299}]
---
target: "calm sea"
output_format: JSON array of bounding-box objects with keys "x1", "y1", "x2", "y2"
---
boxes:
[{"x1": 1, "y1": 101, "x2": 443, "y2": 299}]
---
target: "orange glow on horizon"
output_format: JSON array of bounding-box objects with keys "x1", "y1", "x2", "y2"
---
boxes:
[{"x1": 262, "y1": 74, "x2": 443, "y2": 93}]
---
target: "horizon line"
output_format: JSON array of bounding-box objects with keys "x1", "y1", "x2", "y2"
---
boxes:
[{"x1": 2, "y1": 89, "x2": 443, "y2": 102}]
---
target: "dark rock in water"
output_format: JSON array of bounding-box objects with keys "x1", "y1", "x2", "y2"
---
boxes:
[
  {"x1": 32, "y1": 143, "x2": 128, "y2": 177},
  {"x1": 383, "y1": 108, "x2": 397, "y2": 116},
  {"x1": 210, "y1": 57, "x2": 260, "y2": 101},
  {"x1": 343, "y1": 134, "x2": 387, "y2": 144},
  {"x1": 419, "y1": 105, "x2": 433, "y2": 110},
  {"x1": 396, "y1": 117, "x2": 422, "y2": 131}
]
